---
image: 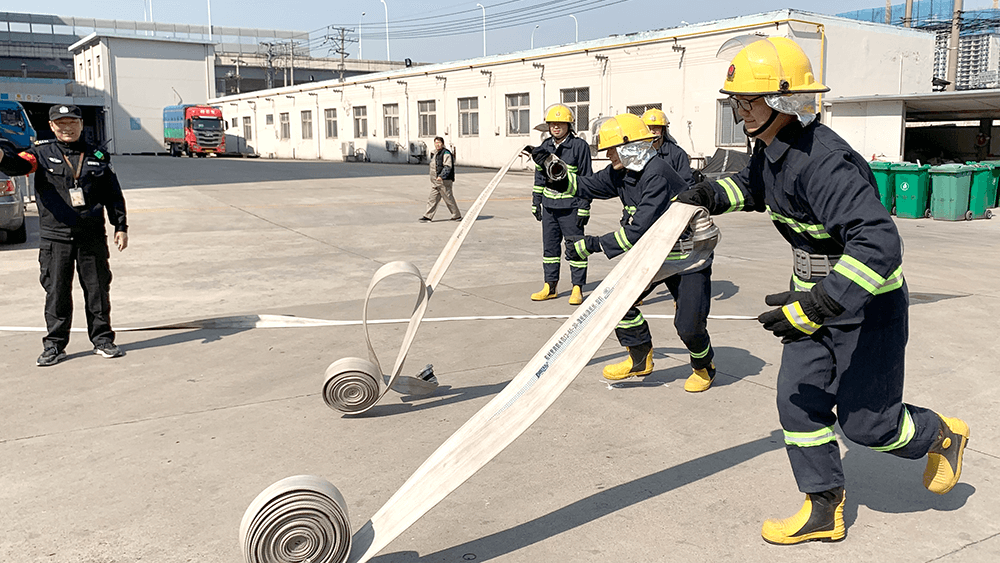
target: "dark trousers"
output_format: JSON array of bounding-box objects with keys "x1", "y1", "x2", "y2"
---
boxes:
[
  {"x1": 777, "y1": 288, "x2": 939, "y2": 493},
  {"x1": 541, "y1": 206, "x2": 586, "y2": 286},
  {"x1": 38, "y1": 237, "x2": 115, "y2": 351},
  {"x1": 614, "y1": 266, "x2": 714, "y2": 369}
]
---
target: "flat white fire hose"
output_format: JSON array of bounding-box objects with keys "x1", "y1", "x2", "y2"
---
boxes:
[
  {"x1": 321, "y1": 148, "x2": 524, "y2": 414},
  {"x1": 240, "y1": 203, "x2": 720, "y2": 563}
]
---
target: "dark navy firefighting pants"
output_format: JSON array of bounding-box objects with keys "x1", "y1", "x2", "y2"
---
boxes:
[
  {"x1": 777, "y1": 288, "x2": 940, "y2": 493},
  {"x1": 39, "y1": 237, "x2": 115, "y2": 351},
  {"x1": 541, "y1": 206, "x2": 586, "y2": 286},
  {"x1": 614, "y1": 265, "x2": 714, "y2": 369}
]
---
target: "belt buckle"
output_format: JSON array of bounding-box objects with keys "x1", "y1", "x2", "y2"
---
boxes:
[{"x1": 793, "y1": 249, "x2": 812, "y2": 279}]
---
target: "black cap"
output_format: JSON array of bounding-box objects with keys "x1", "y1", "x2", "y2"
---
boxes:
[{"x1": 49, "y1": 104, "x2": 82, "y2": 121}]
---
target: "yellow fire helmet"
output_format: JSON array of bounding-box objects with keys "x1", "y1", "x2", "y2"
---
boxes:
[
  {"x1": 719, "y1": 36, "x2": 829, "y2": 96},
  {"x1": 596, "y1": 113, "x2": 655, "y2": 151},
  {"x1": 544, "y1": 104, "x2": 575, "y2": 124},
  {"x1": 641, "y1": 108, "x2": 669, "y2": 128}
]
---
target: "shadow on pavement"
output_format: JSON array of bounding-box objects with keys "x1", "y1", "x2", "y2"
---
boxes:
[{"x1": 370, "y1": 429, "x2": 785, "y2": 563}]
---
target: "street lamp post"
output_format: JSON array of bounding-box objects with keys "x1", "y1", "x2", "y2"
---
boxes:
[
  {"x1": 530, "y1": 24, "x2": 539, "y2": 49},
  {"x1": 207, "y1": 0, "x2": 212, "y2": 41},
  {"x1": 569, "y1": 14, "x2": 578, "y2": 42},
  {"x1": 359, "y1": 12, "x2": 365, "y2": 59},
  {"x1": 380, "y1": 0, "x2": 390, "y2": 61},
  {"x1": 476, "y1": 3, "x2": 486, "y2": 57}
]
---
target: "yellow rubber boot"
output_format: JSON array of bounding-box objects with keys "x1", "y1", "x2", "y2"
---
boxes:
[
  {"x1": 603, "y1": 344, "x2": 654, "y2": 381},
  {"x1": 684, "y1": 363, "x2": 716, "y2": 393},
  {"x1": 531, "y1": 282, "x2": 558, "y2": 301},
  {"x1": 924, "y1": 414, "x2": 970, "y2": 494},
  {"x1": 568, "y1": 285, "x2": 584, "y2": 305},
  {"x1": 761, "y1": 487, "x2": 846, "y2": 545}
]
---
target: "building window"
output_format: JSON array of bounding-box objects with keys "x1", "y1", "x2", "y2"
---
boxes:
[
  {"x1": 87, "y1": 59, "x2": 92, "y2": 81},
  {"x1": 231, "y1": 117, "x2": 239, "y2": 128},
  {"x1": 243, "y1": 116, "x2": 252, "y2": 141},
  {"x1": 301, "y1": 110, "x2": 313, "y2": 140},
  {"x1": 418, "y1": 100, "x2": 436, "y2": 137},
  {"x1": 506, "y1": 93, "x2": 530, "y2": 136},
  {"x1": 353, "y1": 106, "x2": 368, "y2": 138},
  {"x1": 458, "y1": 97, "x2": 479, "y2": 137},
  {"x1": 96, "y1": 55, "x2": 101, "y2": 78},
  {"x1": 383, "y1": 104, "x2": 399, "y2": 137},
  {"x1": 716, "y1": 100, "x2": 747, "y2": 147},
  {"x1": 325, "y1": 108, "x2": 337, "y2": 138},
  {"x1": 279, "y1": 112, "x2": 290, "y2": 140},
  {"x1": 266, "y1": 114, "x2": 274, "y2": 125},
  {"x1": 560, "y1": 88, "x2": 589, "y2": 132},
  {"x1": 626, "y1": 103, "x2": 662, "y2": 116},
  {"x1": 78, "y1": 62, "x2": 83, "y2": 79}
]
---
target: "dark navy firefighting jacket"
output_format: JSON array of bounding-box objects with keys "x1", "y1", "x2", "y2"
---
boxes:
[
  {"x1": 703, "y1": 120, "x2": 904, "y2": 324},
  {"x1": 532, "y1": 133, "x2": 592, "y2": 215}
]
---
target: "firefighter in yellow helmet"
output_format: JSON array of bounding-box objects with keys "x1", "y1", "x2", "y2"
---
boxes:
[
  {"x1": 674, "y1": 35, "x2": 970, "y2": 545},
  {"x1": 530, "y1": 113, "x2": 715, "y2": 385},
  {"x1": 528, "y1": 104, "x2": 593, "y2": 305},
  {"x1": 641, "y1": 108, "x2": 695, "y2": 186}
]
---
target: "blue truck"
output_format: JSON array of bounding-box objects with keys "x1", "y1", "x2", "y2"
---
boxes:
[{"x1": 0, "y1": 100, "x2": 36, "y2": 150}]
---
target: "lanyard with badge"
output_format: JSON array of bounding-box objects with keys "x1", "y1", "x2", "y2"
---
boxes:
[{"x1": 60, "y1": 149, "x2": 87, "y2": 207}]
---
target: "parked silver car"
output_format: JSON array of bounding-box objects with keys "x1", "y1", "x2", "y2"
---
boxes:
[{"x1": 0, "y1": 171, "x2": 27, "y2": 244}]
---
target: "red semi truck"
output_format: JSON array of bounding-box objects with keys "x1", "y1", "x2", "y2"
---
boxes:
[{"x1": 163, "y1": 104, "x2": 225, "y2": 157}]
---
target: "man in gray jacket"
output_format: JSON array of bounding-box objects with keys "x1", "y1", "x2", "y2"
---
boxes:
[{"x1": 419, "y1": 137, "x2": 461, "y2": 222}]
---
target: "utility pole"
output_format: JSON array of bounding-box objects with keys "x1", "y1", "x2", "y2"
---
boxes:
[
  {"x1": 230, "y1": 57, "x2": 244, "y2": 93},
  {"x1": 261, "y1": 42, "x2": 277, "y2": 89},
  {"x1": 324, "y1": 27, "x2": 357, "y2": 82}
]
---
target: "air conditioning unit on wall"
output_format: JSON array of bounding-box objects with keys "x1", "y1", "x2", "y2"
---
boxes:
[
  {"x1": 341, "y1": 142, "x2": 355, "y2": 161},
  {"x1": 385, "y1": 140, "x2": 398, "y2": 153}
]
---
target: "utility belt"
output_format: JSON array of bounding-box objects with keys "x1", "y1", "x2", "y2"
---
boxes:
[{"x1": 793, "y1": 248, "x2": 841, "y2": 280}]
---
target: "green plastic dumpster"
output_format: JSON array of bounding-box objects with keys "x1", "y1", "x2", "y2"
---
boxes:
[
  {"x1": 892, "y1": 163, "x2": 931, "y2": 219},
  {"x1": 929, "y1": 164, "x2": 974, "y2": 221},
  {"x1": 869, "y1": 161, "x2": 895, "y2": 214},
  {"x1": 966, "y1": 160, "x2": 999, "y2": 219}
]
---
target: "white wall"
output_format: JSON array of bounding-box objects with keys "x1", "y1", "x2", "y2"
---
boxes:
[
  {"x1": 75, "y1": 35, "x2": 215, "y2": 154},
  {"x1": 212, "y1": 10, "x2": 936, "y2": 169},
  {"x1": 826, "y1": 101, "x2": 907, "y2": 161}
]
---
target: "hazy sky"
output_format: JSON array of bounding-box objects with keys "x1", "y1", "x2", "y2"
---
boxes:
[{"x1": 19, "y1": 0, "x2": 1000, "y2": 63}]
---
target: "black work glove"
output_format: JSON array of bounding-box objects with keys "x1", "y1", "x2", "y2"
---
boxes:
[
  {"x1": 576, "y1": 213, "x2": 590, "y2": 228},
  {"x1": 757, "y1": 285, "x2": 845, "y2": 343},
  {"x1": 565, "y1": 235, "x2": 602, "y2": 262},
  {"x1": 530, "y1": 145, "x2": 554, "y2": 168},
  {"x1": 672, "y1": 180, "x2": 716, "y2": 210},
  {"x1": 532, "y1": 205, "x2": 542, "y2": 221},
  {"x1": 545, "y1": 173, "x2": 570, "y2": 193}
]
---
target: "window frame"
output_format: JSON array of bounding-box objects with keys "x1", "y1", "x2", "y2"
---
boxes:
[
  {"x1": 353, "y1": 106, "x2": 368, "y2": 138},
  {"x1": 560, "y1": 87, "x2": 590, "y2": 133},
  {"x1": 417, "y1": 100, "x2": 437, "y2": 137},
  {"x1": 383, "y1": 103, "x2": 400, "y2": 138},
  {"x1": 301, "y1": 109, "x2": 313, "y2": 140},
  {"x1": 243, "y1": 116, "x2": 252, "y2": 141},
  {"x1": 505, "y1": 93, "x2": 530, "y2": 136},
  {"x1": 279, "y1": 112, "x2": 290, "y2": 140},
  {"x1": 324, "y1": 108, "x2": 338, "y2": 138},
  {"x1": 458, "y1": 97, "x2": 479, "y2": 137}
]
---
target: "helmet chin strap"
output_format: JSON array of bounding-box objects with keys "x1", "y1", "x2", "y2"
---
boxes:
[{"x1": 744, "y1": 108, "x2": 780, "y2": 138}]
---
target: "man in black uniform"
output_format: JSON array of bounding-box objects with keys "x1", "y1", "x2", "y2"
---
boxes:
[
  {"x1": 0, "y1": 104, "x2": 129, "y2": 366},
  {"x1": 675, "y1": 37, "x2": 969, "y2": 544},
  {"x1": 533, "y1": 113, "x2": 717, "y2": 388},
  {"x1": 529, "y1": 104, "x2": 592, "y2": 305},
  {"x1": 641, "y1": 108, "x2": 695, "y2": 187}
]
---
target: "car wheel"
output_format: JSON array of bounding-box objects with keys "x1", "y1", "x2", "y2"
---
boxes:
[{"x1": 6, "y1": 220, "x2": 27, "y2": 244}]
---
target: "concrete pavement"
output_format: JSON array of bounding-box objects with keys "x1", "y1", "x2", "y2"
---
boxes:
[{"x1": 0, "y1": 155, "x2": 997, "y2": 563}]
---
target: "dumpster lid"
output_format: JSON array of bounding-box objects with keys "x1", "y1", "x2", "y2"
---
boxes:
[{"x1": 930, "y1": 163, "x2": 974, "y2": 173}]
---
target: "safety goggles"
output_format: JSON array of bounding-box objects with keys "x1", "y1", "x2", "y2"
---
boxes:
[{"x1": 727, "y1": 95, "x2": 767, "y2": 112}]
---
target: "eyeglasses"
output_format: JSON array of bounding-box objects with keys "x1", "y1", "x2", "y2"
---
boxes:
[{"x1": 728, "y1": 95, "x2": 766, "y2": 112}]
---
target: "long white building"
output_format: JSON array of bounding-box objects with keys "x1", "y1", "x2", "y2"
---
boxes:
[{"x1": 210, "y1": 9, "x2": 936, "y2": 168}]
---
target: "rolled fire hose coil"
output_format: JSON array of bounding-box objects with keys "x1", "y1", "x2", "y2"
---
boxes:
[
  {"x1": 323, "y1": 149, "x2": 524, "y2": 414},
  {"x1": 243, "y1": 203, "x2": 719, "y2": 563}
]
